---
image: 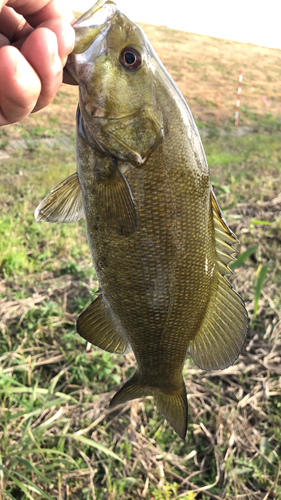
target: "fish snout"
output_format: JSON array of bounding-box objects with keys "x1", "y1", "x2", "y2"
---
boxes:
[{"x1": 66, "y1": 0, "x2": 117, "y2": 80}]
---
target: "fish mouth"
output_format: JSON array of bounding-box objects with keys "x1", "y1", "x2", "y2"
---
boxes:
[
  {"x1": 66, "y1": 0, "x2": 117, "y2": 82},
  {"x1": 73, "y1": 0, "x2": 116, "y2": 29},
  {"x1": 72, "y1": 0, "x2": 117, "y2": 54}
]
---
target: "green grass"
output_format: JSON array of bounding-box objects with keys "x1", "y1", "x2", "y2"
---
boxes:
[
  {"x1": 238, "y1": 106, "x2": 281, "y2": 132},
  {"x1": 0, "y1": 111, "x2": 281, "y2": 499}
]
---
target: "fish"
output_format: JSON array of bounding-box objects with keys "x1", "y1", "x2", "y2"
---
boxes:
[{"x1": 35, "y1": 0, "x2": 248, "y2": 440}]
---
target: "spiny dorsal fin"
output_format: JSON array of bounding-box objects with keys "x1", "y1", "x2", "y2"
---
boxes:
[
  {"x1": 189, "y1": 190, "x2": 248, "y2": 371},
  {"x1": 211, "y1": 188, "x2": 238, "y2": 275},
  {"x1": 35, "y1": 173, "x2": 83, "y2": 223},
  {"x1": 95, "y1": 158, "x2": 138, "y2": 236},
  {"x1": 77, "y1": 294, "x2": 131, "y2": 355}
]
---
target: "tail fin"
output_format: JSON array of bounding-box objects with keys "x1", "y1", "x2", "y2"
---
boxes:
[
  {"x1": 110, "y1": 373, "x2": 188, "y2": 440},
  {"x1": 153, "y1": 380, "x2": 188, "y2": 440}
]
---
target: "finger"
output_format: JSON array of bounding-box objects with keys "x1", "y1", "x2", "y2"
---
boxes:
[
  {"x1": 0, "y1": 5, "x2": 32, "y2": 42},
  {"x1": 6, "y1": 0, "x2": 74, "y2": 24},
  {"x1": 37, "y1": 18, "x2": 75, "y2": 66},
  {"x1": 0, "y1": 33, "x2": 10, "y2": 48},
  {"x1": 0, "y1": 44, "x2": 41, "y2": 125},
  {"x1": 1, "y1": 5, "x2": 75, "y2": 65},
  {"x1": 20, "y1": 26, "x2": 62, "y2": 112}
]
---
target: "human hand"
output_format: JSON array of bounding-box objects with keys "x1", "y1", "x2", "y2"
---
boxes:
[{"x1": 0, "y1": 0, "x2": 76, "y2": 126}]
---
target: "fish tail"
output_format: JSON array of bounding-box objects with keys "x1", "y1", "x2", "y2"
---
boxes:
[
  {"x1": 153, "y1": 379, "x2": 188, "y2": 440},
  {"x1": 110, "y1": 374, "x2": 188, "y2": 440}
]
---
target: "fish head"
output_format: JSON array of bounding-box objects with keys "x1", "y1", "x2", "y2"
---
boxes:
[{"x1": 67, "y1": 0, "x2": 165, "y2": 165}]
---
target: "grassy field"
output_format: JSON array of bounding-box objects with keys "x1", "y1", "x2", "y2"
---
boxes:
[{"x1": 0, "y1": 21, "x2": 281, "y2": 500}]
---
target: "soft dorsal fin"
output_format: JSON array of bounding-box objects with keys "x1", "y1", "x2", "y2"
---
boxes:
[
  {"x1": 35, "y1": 173, "x2": 84, "y2": 223},
  {"x1": 189, "y1": 189, "x2": 248, "y2": 371},
  {"x1": 77, "y1": 294, "x2": 131, "y2": 355}
]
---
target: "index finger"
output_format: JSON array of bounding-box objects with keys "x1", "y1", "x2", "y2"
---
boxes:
[{"x1": 3, "y1": 1, "x2": 74, "y2": 25}]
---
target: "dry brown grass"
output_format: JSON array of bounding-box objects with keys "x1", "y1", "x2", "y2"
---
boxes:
[
  {"x1": 138, "y1": 23, "x2": 281, "y2": 125},
  {"x1": 1, "y1": 255, "x2": 280, "y2": 498}
]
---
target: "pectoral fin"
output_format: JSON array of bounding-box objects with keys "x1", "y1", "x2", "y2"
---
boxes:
[
  {"x1": 77, "y1": 294, "x2": 131, "y2": 355},
  {"x1": 95, "y1": 158, "x2": 138, "y2": 236},
  {"x1": 35, "y1": 173, "x2": 83, "y2": 223},
  {"x1": 189, "y1": 189, "x2": 248, "y2": 371}
]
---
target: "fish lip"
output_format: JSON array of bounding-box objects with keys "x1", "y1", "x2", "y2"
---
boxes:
[
  {"x1": 66, "y1": 2, "x2": 118, "y2": 80},
  {"x1": 72, "y1": 0, "x2": 117, "y2": 30}
]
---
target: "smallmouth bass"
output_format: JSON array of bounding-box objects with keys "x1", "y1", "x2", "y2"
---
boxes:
[{"x1": 35, "y1": 0, "x2": 248, "y2": 439}]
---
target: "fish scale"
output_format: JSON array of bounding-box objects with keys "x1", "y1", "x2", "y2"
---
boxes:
[
  {"x1": 97, "y1": 150, "x2": 209, "y2": 377},
  {"x1": 35, "y1": 0, "x2": 248, "y2": 439}
]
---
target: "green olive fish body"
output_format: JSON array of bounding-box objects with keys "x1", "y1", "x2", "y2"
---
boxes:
[{"x1": 35, "y1": 0, "x2": 248, "y2": 439}]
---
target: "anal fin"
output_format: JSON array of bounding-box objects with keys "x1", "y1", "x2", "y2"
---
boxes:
[
  {"x1": 35, "y1": 173, "x2": 83, "y2": 223},
  {"x1": 77, "y1": 294, "x2": 131, "y2": 355}
]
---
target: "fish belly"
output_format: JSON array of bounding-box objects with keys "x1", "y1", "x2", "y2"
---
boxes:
[{"x1": 78, "y1": 138, "x2": 215, "y2": 391}]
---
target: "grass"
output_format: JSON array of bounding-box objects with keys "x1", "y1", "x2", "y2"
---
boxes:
[
  {"x1": 1, "y1": 111, "x2": 280, "y2": 500},
  {"x1": 1, "y1": 24, "x2": 281, "y2": 500}
]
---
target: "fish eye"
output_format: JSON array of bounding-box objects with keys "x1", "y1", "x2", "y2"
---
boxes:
[{"x1": 120, "y1": 47, "x2": 142, "y2": 70}]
